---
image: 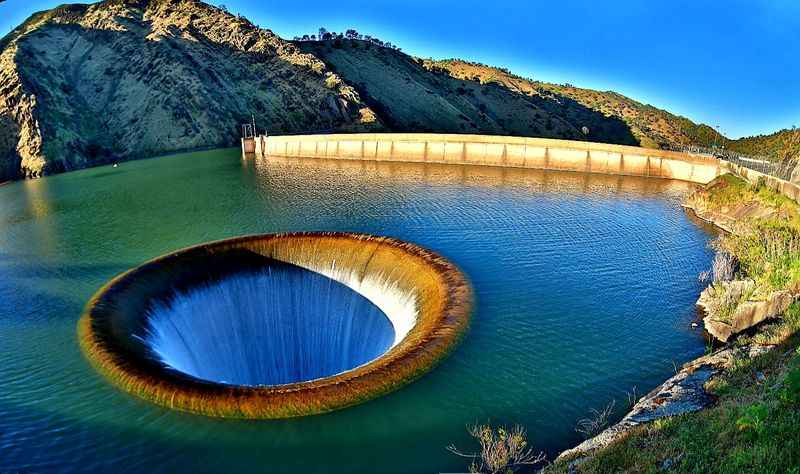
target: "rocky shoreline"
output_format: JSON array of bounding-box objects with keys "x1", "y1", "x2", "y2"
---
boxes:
[
  {"x1": 554, "y1": 172, "x2": 798, "y2": 467},
  {"x1": 557, "y1": 343, "x2": 772, "y2": 464}
]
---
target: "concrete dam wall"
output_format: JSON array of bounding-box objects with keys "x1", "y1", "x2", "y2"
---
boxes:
[
  {"x1": 723, "y1": 161, "x2": 800, "y2": 202},
  {"x1": 251, "y1": 133, "x2": 724, "y2": 185}
]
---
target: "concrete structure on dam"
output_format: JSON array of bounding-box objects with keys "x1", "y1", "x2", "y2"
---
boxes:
[
  {"x1": 247, "y1": 133, "x2": 725, "y2": 185},
  {"x1": 725, "y1": 161, "x2": 800, "y2": 202}
]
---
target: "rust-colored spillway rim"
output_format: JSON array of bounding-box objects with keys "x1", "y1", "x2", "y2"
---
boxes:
[{"x1": 77, "y1": 232, "x2": 473, "y2": 419}]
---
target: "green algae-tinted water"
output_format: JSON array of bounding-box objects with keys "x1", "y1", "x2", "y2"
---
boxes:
[{"x1": 0, "y1": 149, "x2": 716, "y2": 473}]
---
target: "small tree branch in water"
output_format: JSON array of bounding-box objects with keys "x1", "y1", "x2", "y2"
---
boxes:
[
  {"x1": 448, "y1": 423, "x2": 545, "y2": 474},
  {"x1": 576, "y1": 400, "x2": 616, "y2": 438}
]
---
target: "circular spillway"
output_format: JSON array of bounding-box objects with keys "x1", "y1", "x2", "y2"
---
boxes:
[
  {"x1": 143, "y1": 265, "x2": 398, "y2": 387},
  {"x1": 78, "y1": 232, "x2": 472, "y2": 419}
]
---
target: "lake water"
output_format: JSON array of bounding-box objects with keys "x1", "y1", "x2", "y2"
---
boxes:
[{"x1": 0, "y1": 149, "x2": 716, "y2": 473}]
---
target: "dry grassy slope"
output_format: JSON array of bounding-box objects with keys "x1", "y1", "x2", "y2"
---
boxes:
[
  {"x1": 1, "y1": 0, "x2": 792, "y2": 182},
  {"x1": 430, "y1": 59, "x2": 726, "y2": 150},
  {"x1": 301, "y1": 40, "x2": 638, "y2": 145},
  {"x1": 729, "y1": 128, "x2": 800, "y2": 162},
  {"x1": 435, "y1": 60, "x2": 800, "y2": 168},
  {"x1": 0, "y1": 0, "x2": 378, "y2": 180}
]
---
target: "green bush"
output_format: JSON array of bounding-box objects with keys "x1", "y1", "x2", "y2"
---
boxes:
[
  {"x1": 720, "y1": 215, "x2": 800, "y2": 294},
  {"x1": 735, "y1": 404, "x2": 769, "y2": 440},
  {"x1": 781, "y1": 365, "x2": 800, "y2": 406}
]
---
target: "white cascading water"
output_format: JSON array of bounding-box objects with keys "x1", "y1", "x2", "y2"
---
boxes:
[{"x1": 140, "y1": 264, "x2": 410, "y2": 387}]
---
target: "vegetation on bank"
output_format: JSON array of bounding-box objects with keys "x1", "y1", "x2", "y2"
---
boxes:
[
  {"x1": 453, "y1": 329, "x2": 800, "y2": 473},
  {"x1": 448, "y1": 175, "x2": 800, "y2": 473},
  {"x1": 686, "y1": 174, "x2": 800, "y2": 328},
  {"x1": 535, "y1": 175, "x2": 800, "y2": 473},
  {"x1": 546, "y1": 325, "x2": 800, "y2": 473},
  {"x1": 451, "y1": 328, "x2": 800, "y2": 473}
]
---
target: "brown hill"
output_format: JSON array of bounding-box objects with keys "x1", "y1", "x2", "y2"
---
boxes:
[
  {"x1": 298, "y1": 40, "x2": 637, "y2": 145},
  {"x1": 728, "y1": 128, "x2": 800, "y2": 162},
  {"x1": 0, "y1": 0, "x2": 377, "y2": 180},
  {"x1": 0, "y1": 0, "x2": 791, "y2": 181},
  {"x1": 421, "y1": 59, "x2": 727, "y2": 150}
]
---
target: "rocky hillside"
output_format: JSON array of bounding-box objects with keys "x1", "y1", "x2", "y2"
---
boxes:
[
  {"x1": 0, "y1": 0, "x2": 791, "y2": 181},
  {"x1": 727, "y1": 128, "x2": 800, "y2": 162},
  {"x1": 420, "y1": 59, "x2": 727, "y2": 150},
  {"x1": 0, "y1": 0, "x2": 378, "y2": 180},
  {"x1": 299, "y1": 40, "x2": 637, "y2": 145}
]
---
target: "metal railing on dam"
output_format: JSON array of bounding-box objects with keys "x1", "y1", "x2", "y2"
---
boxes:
[
  {"x1": 250, "y1": 133, "x2": 726, "y2": 185},
  {"x1": 663, "y1": 144, "x2": 800, "y2": 202},
  {"x1": 669, "y1": 144, "x2": 796, "y2": 182}
]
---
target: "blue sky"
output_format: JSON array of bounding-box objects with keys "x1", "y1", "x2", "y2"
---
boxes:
[{"x1": 2, "y1": 0, "x2": 799, "y2": 139}]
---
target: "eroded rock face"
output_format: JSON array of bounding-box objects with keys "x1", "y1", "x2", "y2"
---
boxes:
[
  {"x1": 0, "y1": 43, "x2": 45, "y2": 180},
  {"x1": 0, "y1": 0, "x2": 377, "y2": 181},
  {"x1": 696, "y1": 280, "x2": 755, "y2": 320},
  {"x1": 685, "y1": 179, "x2": 797, "y2": 342},
  {"x1": 694, "y1": 262, "x2": 794, "y2": 343},
  {"x1": 702, "y1": 288, "x2": 795, "y2": 342}
]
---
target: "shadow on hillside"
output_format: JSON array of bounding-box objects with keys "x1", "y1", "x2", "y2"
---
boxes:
[
  {"x1": 299, "y1": 39, "x2": 639, "y2": 146},
  {"x1": 6, "y1": 9, "x2": 640, "y2": 182},
  {"x1": 7, "y1": 10, "x2": 363, "y2": 179}
]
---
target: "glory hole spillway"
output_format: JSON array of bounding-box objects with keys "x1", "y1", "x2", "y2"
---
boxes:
[
  {"x1": 78, "y1": 232, "x2": 472, "y2": 418},
  {"x1": 1, "y1": 141, "x2": 721, "y2": 473},
  {"x1": 143, "y1": 263, "x2": 396, "y2": 387}
]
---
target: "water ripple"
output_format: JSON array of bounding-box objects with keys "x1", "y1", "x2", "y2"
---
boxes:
[{"x1": 0, "y1": 151, "x2": 716, "y2": 473}]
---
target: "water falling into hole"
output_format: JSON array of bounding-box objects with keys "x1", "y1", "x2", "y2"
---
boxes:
[
  {"x1": 80, "y1": 233, "x2": 470, "y2": 418},
  {"x1": 141, "y1": 264, "x2": 396, "y2": 387}
]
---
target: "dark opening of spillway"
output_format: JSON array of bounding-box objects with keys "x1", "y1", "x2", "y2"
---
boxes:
[
  {"x1": 139, "y1": 264, "x2": 396, "y2": 387},
  {"x1": 79, "y1": 233, "x2": 471, "y2": 418}
]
